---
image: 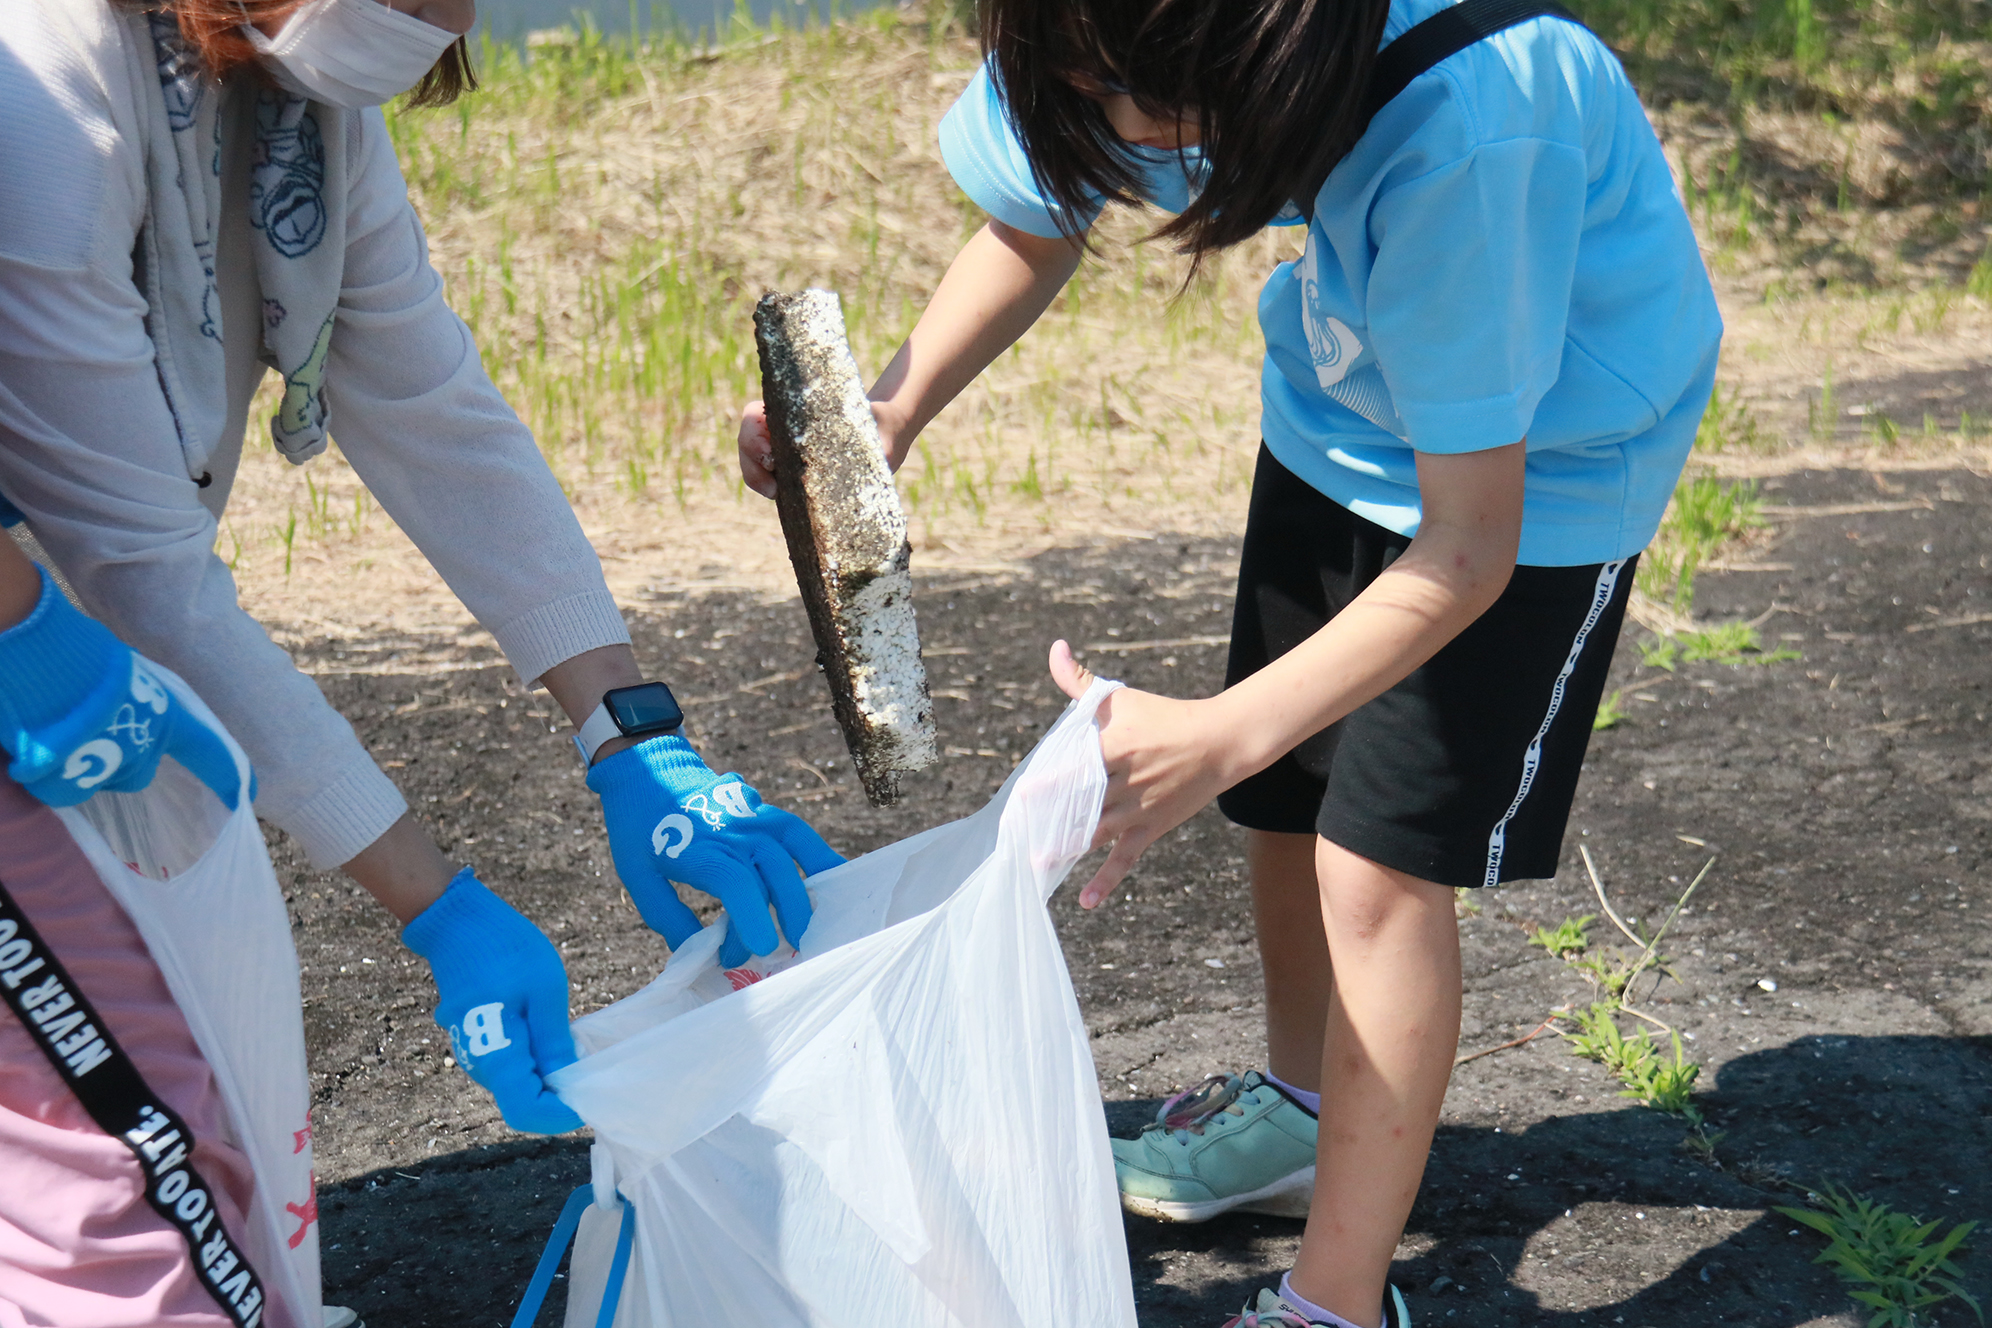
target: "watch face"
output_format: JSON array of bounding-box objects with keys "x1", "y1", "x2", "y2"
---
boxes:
[{"x1": 605, "y1": 682, "x2": 684, "y2": 736}]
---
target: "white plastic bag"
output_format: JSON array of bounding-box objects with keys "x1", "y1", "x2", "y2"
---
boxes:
[
  {"x1": 57, "y1": 669, "x2": 321, "y2": 1328},
  {"x1": 549, "y1": 678, "x2": 1136, "y2": 1328}
]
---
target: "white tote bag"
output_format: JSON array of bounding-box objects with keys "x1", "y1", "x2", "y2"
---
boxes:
[
  {"x1": 548, "y1": 678, "x2": 1136, "y2": 1328},
  {"x1": 55, "y1": 668, "x2": 321, "y2": 1328}
]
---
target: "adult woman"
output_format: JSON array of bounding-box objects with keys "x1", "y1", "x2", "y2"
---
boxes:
[{"x1": 1, "y1": 0, "x2": 837, "y2": 1319}]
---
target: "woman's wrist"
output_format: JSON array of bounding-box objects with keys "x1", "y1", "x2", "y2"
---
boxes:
[{"x1": 343, "y1": 813, "x2": 457, "y2": 923}]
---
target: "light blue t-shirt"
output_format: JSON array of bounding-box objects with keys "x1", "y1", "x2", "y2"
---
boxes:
[{"x1": 938, "y1": 0, "x2": 1724, "y2": 566}]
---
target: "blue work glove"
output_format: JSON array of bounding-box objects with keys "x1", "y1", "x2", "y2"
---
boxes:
[
  {"x1": 0, "y1": 565, "x2": 243, "y2": 810},
  {"x1": 587, "y1": 735, "x2": 843, "y2": 967},
  {"x1": 402, "y1": 868, "x2": 582, "y2": 1135}
]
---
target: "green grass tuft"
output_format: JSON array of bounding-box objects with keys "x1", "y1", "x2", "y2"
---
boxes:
[
  {"x1": 1637, "y1": 475, "x2": 1766, "y2": 616},
  {"x1": 1565, "y1": 1003, "x2": 1705, "y2": 1121},
  {"x1": 1777, "y1": 1183, "x2": 1982, "y2": 1328},
  {"x1": 1529, "y1": 914, "x2": 1597, "y2": 958}
]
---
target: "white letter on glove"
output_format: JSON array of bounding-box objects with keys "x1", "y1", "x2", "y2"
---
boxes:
[
  {"x1": 711, "y1": 781, "x2": 757, "y2": 820},
  {"x1": 461, "y1": 1002, "x2": 512, "y2": 1056}
]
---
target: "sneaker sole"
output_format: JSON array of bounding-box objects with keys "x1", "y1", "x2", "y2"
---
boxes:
[{"x1": 1118, "y1": 1164, "x2": 1314, "y2": 1223}]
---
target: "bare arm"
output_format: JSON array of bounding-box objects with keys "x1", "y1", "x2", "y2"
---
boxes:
[
  {"x1": 739, "y1": 219, "x2": 1084, "y2": 495},
  {"x1": 866, "y1": 220, "x2": 1084, "y2": 461},
  {"x1": 1053, "y1": 442, "x2": 1528, "y2": 904}
]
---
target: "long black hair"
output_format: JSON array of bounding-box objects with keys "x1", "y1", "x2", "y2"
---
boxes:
[{"x1": 979, "y1": 0, "x2": 1391, "y2": 267}]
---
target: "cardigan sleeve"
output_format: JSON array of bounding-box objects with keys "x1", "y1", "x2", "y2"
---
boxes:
[{"x1": 319, "y1": 107, "x2": 630, "y2": 686}]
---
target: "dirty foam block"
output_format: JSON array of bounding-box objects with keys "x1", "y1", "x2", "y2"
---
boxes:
[{"x1": 754, "y1": 289, "x2": 938, "y2": 805}]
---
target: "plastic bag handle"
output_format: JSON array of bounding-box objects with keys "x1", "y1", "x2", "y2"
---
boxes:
[{"x1": 509, "y1": 1185, "x2": 635, "y2": 1328}]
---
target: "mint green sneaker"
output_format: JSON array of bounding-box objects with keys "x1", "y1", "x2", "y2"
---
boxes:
[
  {"x1": 1221, "y1": 1284, "x2": 1412, "y2": 1328},
  {"x1": 1111, "y1": 1071, "x2": 1318, "y2": 1222}
]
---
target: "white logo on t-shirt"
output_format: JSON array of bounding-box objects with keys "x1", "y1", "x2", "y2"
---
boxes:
[{"x1": 1300, "y1": 233, "x2": 1362, "y2": 390}]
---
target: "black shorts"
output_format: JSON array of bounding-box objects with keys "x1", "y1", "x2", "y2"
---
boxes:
[{"x1": 1215, "y1": 447, "x2": 1635, "y2": 889}]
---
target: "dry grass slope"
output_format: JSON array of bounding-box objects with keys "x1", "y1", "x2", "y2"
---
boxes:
[
  {"x1": 225, "y1": 15, "x2": 1287, "y2": 659},
  {"x1": 219, "y1": 5, "x2": 1992, "y2": 663}
]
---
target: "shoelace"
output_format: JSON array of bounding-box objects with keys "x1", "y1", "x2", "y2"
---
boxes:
[
  {"x1": 1221, "y1": 1309, "x2": 1313, "y2": 1328},
  {"x1": 1149, "y1": 1073, "x2": 1255, "y2": 1140}
]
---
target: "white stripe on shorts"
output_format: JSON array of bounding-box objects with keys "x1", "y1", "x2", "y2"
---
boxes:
[{"x1": 1482, "y1": 558, "x2": 1628, "y2": 888}]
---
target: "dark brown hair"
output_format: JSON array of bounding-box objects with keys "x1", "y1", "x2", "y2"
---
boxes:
[
  {"x1": 978, "y1": 0, "x2": 1390, "y2": 266},
  {"x1": 143, "y1": 1, "x2": 476, "y2": 105},
  {"x1": 404, "y1": 36, "x2": 478, "y2": 107}
]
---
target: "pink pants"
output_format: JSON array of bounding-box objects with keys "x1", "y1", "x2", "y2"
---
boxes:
[{"x1": 0, "y1": 775, "x2": 273, "y2": 1328}]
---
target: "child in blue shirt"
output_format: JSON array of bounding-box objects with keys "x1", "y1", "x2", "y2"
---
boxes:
[{"x1": 740, "y1": 1, "x2": 1720, "y2": 1324}]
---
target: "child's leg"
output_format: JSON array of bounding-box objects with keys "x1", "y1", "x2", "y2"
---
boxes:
[
  {"x1": 1286, "y1": 837, "x2": 1461, "y2": 1328},
  {"x1": 1249, "y1": 829, "x2": 1333, "y2": 1093},
  {"x1": 1109, "y1": 829, "x2": 1326, "y2": 1225}
]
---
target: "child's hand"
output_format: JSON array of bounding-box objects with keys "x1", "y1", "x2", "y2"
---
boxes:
[
  {"x1": 738, "y1": 400, "x2": 778, "y2": 499},
  {"x1": 1050, "y1": 640, "x2": 1239, "y2": 910},
  {"x1": 737, "y1": 398, "x2": 913, "y2": 501}
]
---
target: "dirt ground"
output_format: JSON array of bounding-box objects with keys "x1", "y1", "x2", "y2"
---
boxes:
[{"x1": 266, "y1": 457, "x2": 1991, "y2": 1327}]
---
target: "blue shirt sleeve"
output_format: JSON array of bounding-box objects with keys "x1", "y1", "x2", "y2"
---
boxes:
[
  {"x1": 939, "y1": 64, "x2": 1100, "y2": 239},
  {"x1": 1363, "y1": 136, "x2": 1589, "y2": 454},
  {"x1": 937, "y1": 62, "x2": 1210, "y2": 236}
]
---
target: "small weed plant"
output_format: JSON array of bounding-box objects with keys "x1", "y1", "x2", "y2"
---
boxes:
[
  {"x1": 1700, "y1": 623, "x2": 1797, "y2": 663},
  {"x1": 1571, "y1": 941, "x2": 1674, "y2": 1000},
  {"x1": 1777, "y1": 1183, "x2": 1982, "y2": 1328},
  {"x1": 1565, "y1": 999, "x2": 1646, "y2": 1076},
  {"x1": 1624, "y1": 1028, "x2": 1704, "y2": 1118},
  {"x1": 1567, "y1": 1004, "x2": 1707, "y2": 1120},
  {"x1": 1529, "y1": 914, "x2": 1596, "y2": 958},
  {"x1": 1634, "y1": 474, "x2": 1797, "y2": 672},
  {"x1": 1528, "y1": 855, "x2": 1722, "y2": 1156},
  {"x1": 1650, "y1": 621, "x2": 1804, "y2": 668},
  {"x1": 1593, "y1": 689, "x2": 1626, "y2": 731},
  {"x1": 1694, "y1": 384, "x2": 1771, "y2": 454},
  {"x1": 1641, "y1": 635, "x2": 1680, "y2": 670},
  {"x1": 1637, "y1": 475, "x2": 1766, "y2": 616}
]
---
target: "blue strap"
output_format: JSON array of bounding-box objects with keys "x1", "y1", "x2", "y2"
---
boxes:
[
  {"x1": 596, "y1": 1195, "x2": 636, "y2": 1328},
  {"x1": 1291, "y1": 0, "x2": 1586, "y2": 220},
  {"x1": 510, "y1": 1185, "x2": 634, "y2": 1328}
]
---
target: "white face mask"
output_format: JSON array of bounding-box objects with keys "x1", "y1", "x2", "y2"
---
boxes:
[{"x1": 245, "y1": 0, "x2": 459, "y2": 110}]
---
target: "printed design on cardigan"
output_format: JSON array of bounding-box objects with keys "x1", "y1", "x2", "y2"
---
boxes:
[
  {"x1": 274, "y1": 312, "x2": 336, "y2": 448},
  {"x1": 250, "y1": 93, "x2": 329, "y2": 259},
  {"x1": 151, "y1": 15, "x2": 204, "y2": 132},
  {"x1": 149, "y1": 13, "x2": 222, "y2": 343}
]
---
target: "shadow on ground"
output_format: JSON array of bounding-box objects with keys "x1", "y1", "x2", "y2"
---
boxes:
[
  {"x1": 322, "y1": 1033, "x2": 1990, "y2": 1325},
  {"x1": 1112, "y1": 1034, "x2": 1992, "y2": 1327}
]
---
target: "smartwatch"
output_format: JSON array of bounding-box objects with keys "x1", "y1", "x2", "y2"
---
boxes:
[{"x1": 574, "y1": 681, "x2": 684, "y2": 765}]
